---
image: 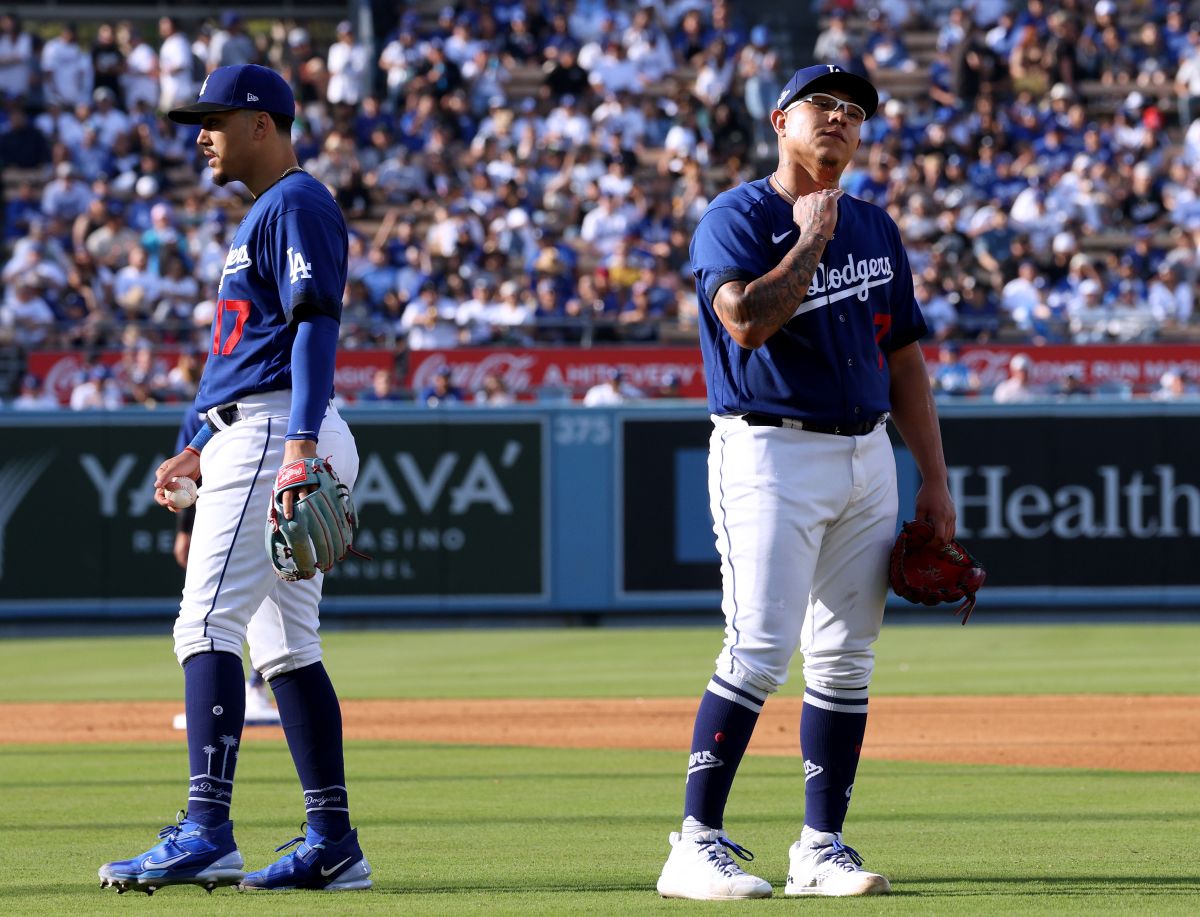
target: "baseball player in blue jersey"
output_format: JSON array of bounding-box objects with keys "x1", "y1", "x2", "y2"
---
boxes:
[
  {"x1": 99, "y1": 65, "x2": 371, "y2": 894},
  {"x1": 657, "y1": 64, "x2": 956, "y2": 900}
]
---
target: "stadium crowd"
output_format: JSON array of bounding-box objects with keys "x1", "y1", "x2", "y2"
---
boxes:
[{"x1": 2, "y1": 0, "x2": 1200, "y2": 407}]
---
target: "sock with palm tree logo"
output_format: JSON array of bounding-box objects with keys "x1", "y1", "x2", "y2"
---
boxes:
[
  {"x1": 183, "y1": 651, "x2": 246, "y2": 828},
  {"x1": 269, "y1": 662, "x2": 351, "y2": 839}
]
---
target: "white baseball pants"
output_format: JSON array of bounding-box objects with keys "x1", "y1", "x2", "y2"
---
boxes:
[
  {"x1": 707, "y1": 415, "x2": 897, "y2": 696},
  {"x1": 173, "y1": 391, "x2": 359, "y2": 680}
]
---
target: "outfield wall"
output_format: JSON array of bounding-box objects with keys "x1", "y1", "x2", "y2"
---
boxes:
[{"x1": 3, "y1": 402, "x2": 1198, "y2": 619}]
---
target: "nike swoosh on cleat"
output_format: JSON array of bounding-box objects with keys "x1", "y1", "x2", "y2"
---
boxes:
[
  {"x1": 320, "y1": 857, "x2": 353, "y2": 877},
  {"x1": 772, "y1": 230, "x2": 793, "y2": 244},
  {"x1": 142, "y1": 852, "x2": 191, "y2": 869}
]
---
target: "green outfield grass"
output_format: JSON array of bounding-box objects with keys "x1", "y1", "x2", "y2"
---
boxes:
[
  {"x1": 0, "y1": 743, "x2": 1197, "y2": 914},
  {"x1": 0, "y1": 622, "x2": 1196, "y2": 702},
  {"x1": 1, "y1": 623, "x2": 1198, "y2": 913}
]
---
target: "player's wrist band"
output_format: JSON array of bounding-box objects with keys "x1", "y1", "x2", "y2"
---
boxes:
[
  {"x1": 184, "y1": 445, "x2": 201, "y2": 458},
  {"x1": 186, "y1": 421, "x2": 215, "y2": 456}
]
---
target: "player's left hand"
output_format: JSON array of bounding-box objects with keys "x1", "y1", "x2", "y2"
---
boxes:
[
  {"x1": 265, "y1": 453, "x2": 359, "y2": 581},
  {"x1": 913, "y1": 480, "x2": 956, "y2": 544},
  {"x1": 279, "y1": 439, "x2": 319, "y2": 520}
]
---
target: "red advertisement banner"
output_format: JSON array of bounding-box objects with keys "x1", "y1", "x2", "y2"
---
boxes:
[
  {"x1": 26, "y1": 343, "x2": 1200, "y2": 405},
  {"x1": 28, "y1": 349, "x2": 400, "y2": 406},
  {"x1": 943, "y1": 344, "x2": 1200, "y2": 390},
  {"x1": 404, "y1": 347, "x2": 707, "y2": 398}
]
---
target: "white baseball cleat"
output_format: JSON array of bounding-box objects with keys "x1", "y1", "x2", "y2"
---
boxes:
[
  {"x1": 243, "y1": 680, "x2": 281, "y2": 727},
  {"x1": 656, "y1": 829, "x2": 773, "y2": 900},
  {"x1": 784, "y1": 829, "x2": 891, "y2": 896}
]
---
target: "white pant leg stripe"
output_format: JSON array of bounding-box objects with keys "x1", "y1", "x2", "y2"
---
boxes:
[
  {"x1": 711, "y1": 673, "x2": 769, "y2": 703},
  {"x1": 303, "y1": 785, "x2": 349, "y2": 794},
  {"x1": 713, "y1": 426, "x2": 741, "y2": 658},
  {"x1": 803, "y1": 695, "x2": 869, "y2": 714},
  {"x1": 187, "y1": 796, "x2": 232, "y2": 808},
  {"x1": 706, "y1": 680, "x2": 764, "y2": 713}
]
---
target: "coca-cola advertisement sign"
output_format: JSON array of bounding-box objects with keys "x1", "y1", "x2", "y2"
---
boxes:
[
  {"x1": 27, "y1": 344, "x2": 1200, "y2": 405},
  {"x1": 406, "y1": 348, "x2": 708, "y2": 398}
]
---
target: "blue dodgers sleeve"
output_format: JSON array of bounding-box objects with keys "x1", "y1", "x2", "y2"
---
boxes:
[
  {"x1": 883, "y1": 226, "x2": 928, "y2": 351},
  {"x1": 287, "y1": 315, "x2": 339, "y2": 441},
  {"x1": 267, "y1": 208, "x2": 348, "y2": 323},
  {"x1": 690, "y1": 205, "x2": 763, "y2": 304}
]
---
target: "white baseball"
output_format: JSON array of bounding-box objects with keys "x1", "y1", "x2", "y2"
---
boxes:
[{"x1": 166, "y1": 476, "x2": 198, "y2": 509}]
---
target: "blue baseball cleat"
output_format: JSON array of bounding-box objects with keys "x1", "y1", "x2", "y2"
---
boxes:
[
  {"x1": 239, "y1": 825, "x2": 372, "y2": 891},
  {"x1": 98, "y1": 813, "x2": 244, "y2": 895}
]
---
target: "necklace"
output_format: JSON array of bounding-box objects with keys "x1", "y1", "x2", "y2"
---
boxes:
[
  {"x1": 250, "y1": 165, "x2": 305, "y2": 201},
  {"x1": 771, "y1": 172, "x2": 797, "y2": 205}
]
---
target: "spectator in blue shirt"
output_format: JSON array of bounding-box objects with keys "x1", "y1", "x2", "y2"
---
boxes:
[{"x1": 418, "y1": 366, "x2": 466, "y2": 407}]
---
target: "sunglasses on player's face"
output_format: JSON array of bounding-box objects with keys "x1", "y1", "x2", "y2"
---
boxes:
[{"x1": 785, "y1": 92, "x2": 867, "y2": 126}]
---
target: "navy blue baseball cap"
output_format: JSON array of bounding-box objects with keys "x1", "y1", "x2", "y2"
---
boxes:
[
  {"x1": 168, "y1": 64, "x2": 295, "y2": 124},
  {"x1": 775, "y1": 64, "x2": 879, "y2": 120}
]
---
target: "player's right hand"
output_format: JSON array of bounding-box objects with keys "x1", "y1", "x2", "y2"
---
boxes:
[
  {"x1": 793, "y1": 187, "x2": 842, "y2": 242},
  {"x1": 154, "y1": 450, "x2": 201, "y2": 512}
]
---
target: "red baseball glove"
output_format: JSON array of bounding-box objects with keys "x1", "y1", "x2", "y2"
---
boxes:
[{"x1": 889, "y1": 520, "x2": 985, "y2": 624}]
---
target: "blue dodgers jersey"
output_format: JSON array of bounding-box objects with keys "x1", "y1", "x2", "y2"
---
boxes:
[
  {"x1": 691, "y1": 177, "x2": 927, "y2": 424},
  {"x1": 194, "y1": 172, "x2": 347, "y2": 411}
]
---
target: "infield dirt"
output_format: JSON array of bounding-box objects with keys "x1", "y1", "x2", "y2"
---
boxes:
[{"x1": 0, "y1": 695, "x2": 1195, "y2": 771}]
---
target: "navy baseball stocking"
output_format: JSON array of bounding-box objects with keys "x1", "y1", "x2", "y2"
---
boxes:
[
  {"x1": 183, "y1": 651, "x2": 246, "y2": 827},
  {"x1": 682, "y1": 675, "x2": 767, "y2": 831},
  {"x1": 799, "y1": 686, "x2": 869, "y2": 832},
  {"x1": 269, "y1": 662, "x2": 352, "y2": 839}
]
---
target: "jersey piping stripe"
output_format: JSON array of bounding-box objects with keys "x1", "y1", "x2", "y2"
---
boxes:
[
  {"x1": 714, "y1": 426, "x2": 740, "y2": 665},
  {"x1": 201, "y1": 417, "x2": 274, "y2": 647}
]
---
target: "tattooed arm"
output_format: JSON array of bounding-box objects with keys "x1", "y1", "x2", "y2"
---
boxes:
[{"x1": 713, "y1": 188, "x2": 842, "y2": 350}]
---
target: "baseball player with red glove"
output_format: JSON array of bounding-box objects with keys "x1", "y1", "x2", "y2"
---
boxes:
[
  {"x1": 657, "y1": 64, "x2": 959, "y2": 900},
  {"x1": 99, "y1": 66, "x2": 369, "y2": 895}
]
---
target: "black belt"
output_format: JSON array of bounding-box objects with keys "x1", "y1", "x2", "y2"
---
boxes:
[
  {"x1": 205, "y1": 403, "x2": 244, "y2": 434},
  {"x1": 740, "y1": 411, "x2": 887, "y2": 436}
]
